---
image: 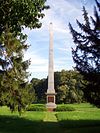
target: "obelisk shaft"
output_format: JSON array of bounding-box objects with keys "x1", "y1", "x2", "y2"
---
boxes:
[
  {"x1": 46, "y1": 23, "x2": 56, "y2": 111},
  {"x1": 47, "y1": 23, "x2": 55, "y2": 93}
]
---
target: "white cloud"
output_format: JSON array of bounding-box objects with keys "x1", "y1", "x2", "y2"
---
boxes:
[
  {"x1": 29, "y1": 65, "x2": 48, "y2": 72},
  {"x1": 23, "y1": 0, "x2": 95, "y2": 79},
  {"x1": 24, "y1": 51, "x2": 48, "y2": 71}
]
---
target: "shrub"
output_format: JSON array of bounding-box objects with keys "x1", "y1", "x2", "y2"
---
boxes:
[
  {"x1": 26, "y1": 104, "x2": 47, "y2": 111},
  {"x1": 55, "y1": 105, "x2": 75, "y2": 112}
]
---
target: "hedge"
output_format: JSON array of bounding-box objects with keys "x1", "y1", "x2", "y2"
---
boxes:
[
  {"x1": 26, "y1": 104, "x2": 47, "y2": 111},
  {"x1": 55, "y1": 105, "x2": 75, "y2": 112}
]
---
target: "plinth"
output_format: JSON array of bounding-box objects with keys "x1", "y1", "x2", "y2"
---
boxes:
[{"x1": 46, "y1": 92, "x2": 57, "y2": 111}]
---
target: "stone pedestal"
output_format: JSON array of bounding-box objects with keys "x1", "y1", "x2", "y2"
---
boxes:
[{"x1": 46, "y1": 93, "x2": 56, "y2": 111}]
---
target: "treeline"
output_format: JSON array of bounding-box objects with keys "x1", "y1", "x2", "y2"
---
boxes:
[{"x1": 31, "y1": 70, "x2": 86, "y2": 104}]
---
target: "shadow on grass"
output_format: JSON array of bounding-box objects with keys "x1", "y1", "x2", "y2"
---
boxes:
[
  {"x1": 0, "y1": 115, "x2": 62, "y2": 133},
  {"x1": 0, "y1": 115, "x2": 100, "y2": 133},
  {"x1": 59, "y1": 119, "x2": 100, "y2": 133}
]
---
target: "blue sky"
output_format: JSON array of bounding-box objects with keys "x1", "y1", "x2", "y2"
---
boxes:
[{"x1": 24, "y1": 0, "x2": 95, "y2": 80}]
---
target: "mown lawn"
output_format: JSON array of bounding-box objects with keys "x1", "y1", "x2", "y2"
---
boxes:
[
  {"x1": 56, "y1": 103, "x2": 100, "y2": 133},
  {"x1": 0, "y1": 106, "x2": 62, "y2": 133},
  {"x1": 0, "y1": 103, "x2": 100, "y2": 133}
]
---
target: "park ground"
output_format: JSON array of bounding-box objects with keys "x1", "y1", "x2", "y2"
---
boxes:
[{"x1": 0, "y1": 103, "x2": 100, "y2": 133}]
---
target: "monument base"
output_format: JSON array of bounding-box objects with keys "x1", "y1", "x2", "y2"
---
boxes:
[
  {"x1": 45, "y1": 92, "x2": 57, "y2": 111},
  {"x1": 46, "y1": 102, "x2": 57, "y2": 111}
]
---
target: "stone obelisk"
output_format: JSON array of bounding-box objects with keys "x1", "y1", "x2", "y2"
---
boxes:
[{"x1": 46, "y1": 22, "x2": 56, "y2": 111}]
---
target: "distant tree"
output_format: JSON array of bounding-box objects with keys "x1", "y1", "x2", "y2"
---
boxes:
[
  {"x1": 57, "y1": 85, "x2": 68, "y2": 103},
  {"x1": 31, "y1": 70, "x2": 85, "y2": 104},
  {"x1": 69, "y1": 0, "x2": 100, "y2": 106},
  {"x1": 31, "y1": 78, "x2": 47, "y2": 103}
]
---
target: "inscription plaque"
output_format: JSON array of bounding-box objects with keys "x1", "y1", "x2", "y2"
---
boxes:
[{"x1": 48, "y1": 96, "x2": 54, "y2": 103}]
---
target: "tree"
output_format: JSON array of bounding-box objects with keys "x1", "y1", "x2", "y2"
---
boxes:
[
  {"x1": 69, "y1": 0, "x2": 100, "y2": 106},
  {"x1": 0, "y1": 30, "x2": 36, "y2": 113},
  {"x1": 0, "y1": 0, "x2": 49, "y2": 36},
  {"x1": 0, "y1": 0, "x2": 49, "y2": 112},
  {"x1": 31, "y1": 78, "x2": 47, "y2": 103},
  {"x1": 57, "y1": 85, "x2": 68, "y2": 103}
]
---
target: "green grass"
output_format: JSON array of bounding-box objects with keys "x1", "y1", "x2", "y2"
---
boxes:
[
  {"x1": 44, "y1": 112, "x2": 57, "y2": 122},
  {"x1": 56, "y1": 103, "x2": 100, "y2": 133},
  {"x1": 0, "y1": 106, "x2": 63, "y2": 133},
  {"x1": 0, "y1": 103, "x2": 100, "y2": 133}
]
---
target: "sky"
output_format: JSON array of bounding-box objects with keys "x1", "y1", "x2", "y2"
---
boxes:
[{"x1": 24, "y1": 0, "x2": 96, "y2": 80}]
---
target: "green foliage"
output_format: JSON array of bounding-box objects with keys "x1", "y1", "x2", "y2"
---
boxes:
[
  {"x1": 31, "y1": 78, "x2": 47, "y2": 103},
  {"x1": 0, "y1": 31, "x2": 36, "y2": 112},
  {"x1": 55, "y1": 105, "x2": 75, "y2": 112},
  {"x1": 31, "y1": 70, "x2": 85, "y2": 104},
  {"x1": 26, "y1": 104, "x2": 47, "y2": 111},
  {"x1": 0, "y1": 0, "x2": 49, "y2": 35},
  {"x1": 0, "y1": 0, "x2": 49, "y2": 113},
  {"x1": 57, "y1": 85, "x2": 68, "y2": 103},
  {"x1": 69, "y1": 0, "x2": 100, "y2": 107},
  {"x1": 55, "y1": 70, "x2": 85, "y2": 104}
]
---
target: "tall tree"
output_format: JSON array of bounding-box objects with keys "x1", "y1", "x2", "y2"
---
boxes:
[
  {"x1": 69, "y1": 0, "x2": 100, "y2": 106},
  {"x1": 0, "y1": 30, "x2": 36, "y2": 113},
  {"x1": 0, "y1": 0, "x2": 49, "y2": 112}
]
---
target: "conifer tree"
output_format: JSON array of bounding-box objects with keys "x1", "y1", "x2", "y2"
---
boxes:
[{"x1": 69, "y1": 0, "x2": 100, "y2": 106}]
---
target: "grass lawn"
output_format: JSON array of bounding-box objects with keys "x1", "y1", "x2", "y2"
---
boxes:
[
  {"x1": 0, "y1": 106, "x2": 62, "y2": 133},
  {"x1": 0, "y1": 103, "x2": 100, "y2": 133},
  {"x1": 56, "y1": 103, "x2": 100, "y2": 133}
]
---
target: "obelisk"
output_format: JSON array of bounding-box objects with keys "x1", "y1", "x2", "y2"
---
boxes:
[{"x1": 46, "y1": 22, "x2": 56, "y2": 111}]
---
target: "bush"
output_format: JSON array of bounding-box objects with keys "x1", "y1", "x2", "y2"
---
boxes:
[
  {"x1": 26, "y1": 104, "x2": 47, "y2": 111},
  {"x1": 55, "y1": 105, "x2": 75, "y2": 112}
]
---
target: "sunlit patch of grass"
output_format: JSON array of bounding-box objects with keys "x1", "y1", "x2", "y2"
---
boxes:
[
  {"x1": 56, "y1": 103, "x2": 100, "y2": 132},
  {"x1": 0, "y1": 103, "x2": 100, "y2": 133}
]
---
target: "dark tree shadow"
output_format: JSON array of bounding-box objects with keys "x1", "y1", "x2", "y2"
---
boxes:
[
  {"x1": 59, "y1": 119, "x2": 100, "y2": 133},
  {"x1": 0, "y1": 115, "x2": 100, "y2": 133},
  {"x1": 0, "y1": 115, "x2": 62, "y2": 133}
]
